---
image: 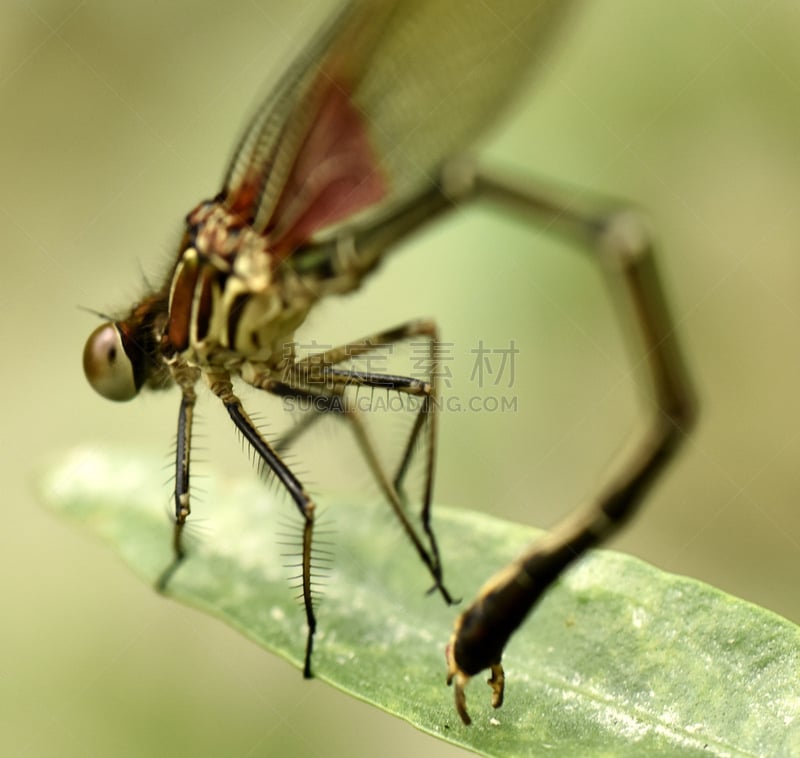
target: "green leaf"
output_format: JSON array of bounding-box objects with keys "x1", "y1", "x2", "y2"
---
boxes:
[{"x1": 39, "y1": 448, "x2": 800, "y2": 757}]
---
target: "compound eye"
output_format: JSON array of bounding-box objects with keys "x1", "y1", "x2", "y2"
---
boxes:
[{"x1": 83, "y1": 322, "x2": 139, "y2": 402}]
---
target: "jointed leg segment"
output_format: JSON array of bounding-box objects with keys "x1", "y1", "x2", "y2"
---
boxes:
[
  {"x1": 259, "y1": 319, "x2": 453, "y2": 603},
  {"x1": 441, "y1": 162, "x2": 696, "y2": 724},
  {"x1": 155, "y1": 320, "x2": 452, "y2": 677},
  {"x1": 210, "y1": 372, "x2": 319, "y2": 676},
  {"x1": 152, "y1": 159, "x2": 693, "y2": 713},
  {"x1": 156, "y1": 376, "x2": 198, "y2": 592}
]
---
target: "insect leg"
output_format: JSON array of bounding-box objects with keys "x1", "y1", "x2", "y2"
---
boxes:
[
  {"x1": 288, "y1": 320, "x2": 443, "y2": 577},
  {"x1": 155, "y1": 385, "x2": 197, "y2": 592},
  {"x1": 262, "y1": 363, "x2": 454, "y2": 605},
  {"x1": 341, "y1": 391, "x2": 451, "y2": 602},
  {"x1": 294, "y1": 161, "x2": 695, "y2": 721},
  {"x1": 272, "y1": 405, "x2": 328, "y2": 455},
  {"x1": 441, "y1": 162, "x2": 697, "y2": 724},
  {"x1": 271, "y1": 321, "x2": 432, "y2": 454},
  {"x1": 205, "y1": 371, "x2": 318, "y2": 678}
]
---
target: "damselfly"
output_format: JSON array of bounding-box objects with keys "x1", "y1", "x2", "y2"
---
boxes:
[{"x1": 82, "y1": 0, "x2": 695, "y2": 725}]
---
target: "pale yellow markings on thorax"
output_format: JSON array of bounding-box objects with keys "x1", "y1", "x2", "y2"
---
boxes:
[
  {"x1": 189, "y1": 270, "x2": 224, "y2": 361},
  {"x1": 168, "y1": 247, "x2": 197, "y2": 315},
  {"x1": 232, "y1": 228, "x2": 273, "y2": 293}
]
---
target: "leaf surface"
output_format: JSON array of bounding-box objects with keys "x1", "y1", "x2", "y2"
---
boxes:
[{"x1": 39, "y1": 448, "x2": 800, "y2": 757}]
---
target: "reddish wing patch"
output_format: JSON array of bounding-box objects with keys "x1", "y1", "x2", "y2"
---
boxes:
[{"x1": 261, "y1": 84, "x2": 387, "y2": 261}]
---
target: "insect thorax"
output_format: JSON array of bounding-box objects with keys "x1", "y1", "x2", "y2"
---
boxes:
[{"x1": 164, "y1": 200, "x2": 315, "y2": 377}]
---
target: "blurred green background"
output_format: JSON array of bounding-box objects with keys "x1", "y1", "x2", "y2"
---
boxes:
[{"x1": 3, "y1": 1, "x2": 800, "y2": 756}]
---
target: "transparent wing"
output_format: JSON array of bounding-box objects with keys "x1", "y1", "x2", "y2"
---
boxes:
[
  {"x1": 222, "y1": 0, "x2": 571, "y2": 250},
  {"x1": 221, "y1": 0, "x2": 397, "y2": 234},
  {"x1": 351, "y1": 0, "x2": 571, "y2": 211}
]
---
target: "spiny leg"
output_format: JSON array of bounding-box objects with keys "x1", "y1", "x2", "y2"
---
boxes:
[
  {"x1": 287, "y1": 162, "x2": 694, "y2": 719},
  {"x1": 272, "y1": 320, "x2": 447, "y2": 592},
  {"x1": 339, "y1": 394, "x2": 452, "y2": 604},
  {"x1": 387, "y1": 322, "x2": 441, "y2": 573},
  {"x1": 205, "y1": 371, "x2": 318, "y2": 677},
  {"x1": 296, "y1": 320, "x2": 443, "y2": 564},
  {"x1": 270, "y1": 321, "x2": 432, "y2": 455},
  {"x1": 156, "y1": 381, "x2": 198, "y2": 592},
  {"x1": 441, "y1": 163, "x2": 696, "y2": 724},
  {"x1": 261, "y1": 365, "x2": 454, "y2": 605}
]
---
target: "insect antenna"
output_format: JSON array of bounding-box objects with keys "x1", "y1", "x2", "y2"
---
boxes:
[{"x1": 76, "y1": 304, "x2": 115, "y2": 321}]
